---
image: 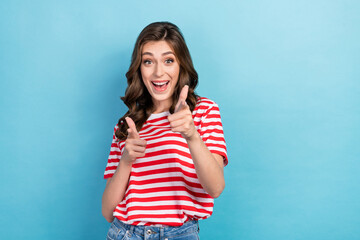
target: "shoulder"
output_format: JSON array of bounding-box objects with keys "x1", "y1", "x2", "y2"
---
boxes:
[
  {"x1": 195, "y1": 97, "x2": 220, "y2": 112},
  {"x1": 113, "y1": 123, "x2": 121, "y2": 133},
  {"x1": 112, "y1": 122, "x2": 124, "y2": 142},
  {"x1": 196, "y1": 96, "x2": 217, "y2": 105},
  {"x1": 193, "y1": 97, "x2": 222, "y2": 119}
]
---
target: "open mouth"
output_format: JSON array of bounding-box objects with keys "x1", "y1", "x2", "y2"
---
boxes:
[{"x1": 151, "y1": 81, "x2": 170, "y2": 92}]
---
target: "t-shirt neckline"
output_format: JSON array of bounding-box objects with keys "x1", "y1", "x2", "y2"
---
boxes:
[{"x1": 147, "y1": 111, "x2": 170, "y2": 121}]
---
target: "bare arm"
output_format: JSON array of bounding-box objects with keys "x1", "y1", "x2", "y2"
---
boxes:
[
  {"x1": 186, "y1": 134, "x2": 225, "y2": 198},
  {"x1": 101, "y1": 117, "x2": 146, "y2": 222},
  {"x1": 168, "y1": 85, "x2": 225, "y2": 198},
  {"x1": 101, "y1": 161, "x2": 132, "y2": 222}
]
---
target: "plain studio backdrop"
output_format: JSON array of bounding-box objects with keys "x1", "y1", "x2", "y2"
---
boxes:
[{"x1": 0, "y1": 1, "x2": 359, "y2": 239}]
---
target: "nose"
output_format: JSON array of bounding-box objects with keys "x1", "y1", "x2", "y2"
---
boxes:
[{"x1": 154, "y1": 63, "x2": 164, "y2": 77}]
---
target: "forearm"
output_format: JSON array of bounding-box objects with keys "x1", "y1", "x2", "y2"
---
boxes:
[
  {"x1": 186, "y1": 133, "x2": 225, "y2": 198},
  {"x1": 102, "y1": 160, "x2": 132, "y2": 222}
]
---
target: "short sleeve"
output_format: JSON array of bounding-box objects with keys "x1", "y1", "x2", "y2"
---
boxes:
[
  {"x1": 104, "y1": 125, "x2": 122, "y2": 179},
  {"x1": 199, "y1": 102, "x2": 228, "y2": 166}
]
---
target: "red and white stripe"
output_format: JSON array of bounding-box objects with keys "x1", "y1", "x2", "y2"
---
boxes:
[{"x1": 104, "y1": 97, "x2": 227, "y2": 226}]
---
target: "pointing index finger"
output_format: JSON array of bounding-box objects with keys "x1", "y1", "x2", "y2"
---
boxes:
[
  {"x1": 179, "y1": 85, "x2": 189, "y2": 102},
  {"x1": 125, "y1": 117, "x2": 139, "y2": 139},
  {"x1": 175, "y1": 85, "x2": 189, "y2": 112}
]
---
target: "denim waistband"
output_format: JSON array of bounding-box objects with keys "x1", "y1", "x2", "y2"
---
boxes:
[{"x1": 112, "y1": 218, "x2": 199, "y2": 238}]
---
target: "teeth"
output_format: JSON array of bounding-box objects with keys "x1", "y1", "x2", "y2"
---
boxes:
[{"x1": 153, "y1": 82, "x2": 168, "y2": 86}]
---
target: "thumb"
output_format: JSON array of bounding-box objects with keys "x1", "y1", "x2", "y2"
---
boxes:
[
  {"x1": 175, "y1": 85, "x2": 189, "y2": 113},
  {"x1": 125, "y1": 117, "x2": 139, "y2": 139}
]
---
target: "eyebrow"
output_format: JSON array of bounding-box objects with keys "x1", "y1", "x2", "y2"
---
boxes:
[{"x1": 142, "y1": 51, "x2": 175, "y2": 56}]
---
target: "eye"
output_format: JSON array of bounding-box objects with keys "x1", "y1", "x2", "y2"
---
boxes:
[
  {"x1": 165, "y1": 58, "x2": 174, "y2": 64},
  {"x1": 143, "y1": 59, "x2": 152, "y2": 65}
]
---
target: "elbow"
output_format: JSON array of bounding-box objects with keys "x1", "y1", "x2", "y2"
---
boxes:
[
  {"x1": 105, "y1": 216, "x2": 114, "y2": 223},
  {"x1": 102, "y1": 208, "x2": 114, "y2": 223},
  {"x1": 209, "y1": 182, "x2": 225, "y2": 199},
  {"x1": 211, "y1": 192, "x2": 221, "y2": 199},
  {"x1": 210, "y1": 189, "x2": 223, "y2": 199},
  {"x1": 102, "y1": 202, "x2": 115, "y2": 223}
]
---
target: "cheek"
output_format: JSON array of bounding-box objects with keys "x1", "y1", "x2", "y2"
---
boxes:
[
  {"x1": 141, "y1": 68, "x2": 152, "y2": 84},
  {"x1": 170, "y1": 66, "x2": 180, "y2": 79},
  {"x1": 140, "y1": 66, "x2": 146, "y2": 78}
]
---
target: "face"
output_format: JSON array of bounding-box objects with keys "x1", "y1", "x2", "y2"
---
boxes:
[{"x1": 140, "y1": 40, "x2": 180, "y2": 111}]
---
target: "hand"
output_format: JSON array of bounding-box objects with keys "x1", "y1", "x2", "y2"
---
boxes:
[
  {"x1": 168, "y1": 85, "x2": 197, "y2": 140},
  {"x1": 121, "y1": 117, "x2": 147, "y2": 165}
]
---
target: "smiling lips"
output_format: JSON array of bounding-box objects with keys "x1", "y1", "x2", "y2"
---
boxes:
[{"x1": 151, "y1": 81, "x2": 170, "y2": 92}]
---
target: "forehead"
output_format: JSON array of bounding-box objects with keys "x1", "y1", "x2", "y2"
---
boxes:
[{"x1": 142, "y1": 40, "x2": 174, "y2": 54}]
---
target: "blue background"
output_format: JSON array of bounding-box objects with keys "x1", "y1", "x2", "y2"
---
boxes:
[{"x1": 1, "y1": 0, "x2": 359, "y2": 239}]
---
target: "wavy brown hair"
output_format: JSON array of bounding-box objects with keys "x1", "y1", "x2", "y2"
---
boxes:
[{"x1": 115, "y1": 22, "x2": 199, "y2": 140}]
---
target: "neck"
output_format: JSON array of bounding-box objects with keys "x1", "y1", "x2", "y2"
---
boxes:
[{"x1": 152, "y1": 99, "x2": 172, "y2": 113}]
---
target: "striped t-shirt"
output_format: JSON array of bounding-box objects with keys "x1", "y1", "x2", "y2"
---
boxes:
[{"x1": 104, "y1": 97, "x2": 228, "y2": 226}]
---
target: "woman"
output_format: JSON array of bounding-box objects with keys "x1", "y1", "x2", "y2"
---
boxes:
[{"x1": 102, "y1": 22, "x2": 228, "y2": 240}]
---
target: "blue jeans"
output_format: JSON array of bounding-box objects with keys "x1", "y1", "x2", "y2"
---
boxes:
[{"x1": 106, "y1": 218, "x2": 200, "y2": 240}]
